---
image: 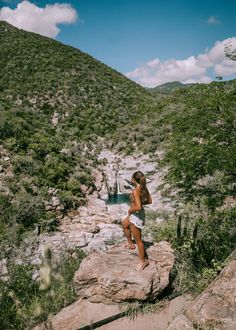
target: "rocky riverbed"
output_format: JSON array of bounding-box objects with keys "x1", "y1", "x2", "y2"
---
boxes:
[
  {"x1": 58, "y1": 149, "x2": 175, "y2": 253},
  {"x1": 1, "y1": 148, "x2": 176, "y2": 281}
]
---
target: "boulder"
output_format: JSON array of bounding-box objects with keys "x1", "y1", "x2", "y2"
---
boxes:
[
  {"x1": 94, "y1": 223, "x2": 124, "y2": 244},
  {"x1": 89, "y1": 225, "x2": 101, "y2": 234},
  {"x1": 73, "y1": 241, "x2": 175, "y2": 304},
  {"x1": 66, "y1": 231, "x2": 94, "y2": 248},
  {"x1": 83, "y1": 238, "x2": 107, "y2": 253},
  {"x1": 51, "y1": 196, "x2": 60, "y2": 207},
  {"x1": 167, "y1": 254, "x2": 236, "y2": 330}
]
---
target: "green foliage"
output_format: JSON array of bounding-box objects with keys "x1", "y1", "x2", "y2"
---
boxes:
[
  {"x1": 144, "y1": 203, "x2": 236, "y2": 295},
  {"x1": 57, "y1": 190, "x2": 84, "y2": 210},
  {"x1": 143, "y1": 210, "x2": 177, "y2": 244},
  {"x1": 161, "y1": 84, "x2": 236, "y2": 206},
  {"x1": 0, "y1": 192, "x2": 45, "y2": 227},
  {"x1": 175, "y1": 205, "x2": 236, "y2": 294},
  {"x1": 111, "y1": 80, "x2": 236, "y2": 210},
  {"x1": 0, "y1": 249, "x2": 85, "y2": 330},
  {"x1": 0, "y1": 21, "x2": 152, "y2": 133},
  {"x1": 147, "y1": 81, "x2": 192, "y2": 96}
]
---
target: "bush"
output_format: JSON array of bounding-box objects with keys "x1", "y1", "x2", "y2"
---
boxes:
[
  {"x1": 144, "y1": 202, "x2": 236, "y2": 295},
  {"x1": 0, "y1": 248, "x2": 85, "y2": 330},
  {"x1": 58, "y1": 190, "x2": 85, "y2": 210},
  {"x1": 143, "y1": 210, "x2": 177, "y2": 244}
]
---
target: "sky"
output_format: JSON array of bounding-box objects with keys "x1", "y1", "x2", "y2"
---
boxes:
[{"x1": 0, "y1": 0, "x2": 236, "y2": 87}]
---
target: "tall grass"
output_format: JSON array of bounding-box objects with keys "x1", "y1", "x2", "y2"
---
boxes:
[{"x1": 0, "y1": 247, "x2": 85, "y2": 330}]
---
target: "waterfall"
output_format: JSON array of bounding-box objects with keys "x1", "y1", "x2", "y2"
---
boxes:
[{"x1": 116, "y1": 173, "x2": 122, "y2": 195}]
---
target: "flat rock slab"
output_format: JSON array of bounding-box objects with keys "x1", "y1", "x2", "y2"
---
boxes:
[
  {"x1": 73, "y1": 241, "x2": 175, "y2": 304},
  {"x1": 99, "y1": 294, "x2": 193, "y2": 330},
  {"x1": 167, "y1": 315, "x2": 195, "y2": 330},
  {"x1": 32, "y1": 299, "x2": 125, "y2": 330}
]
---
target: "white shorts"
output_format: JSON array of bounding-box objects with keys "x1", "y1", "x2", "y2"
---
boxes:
[{"x1": 129, "y1": 208, "x2": 145, "y2": 229}]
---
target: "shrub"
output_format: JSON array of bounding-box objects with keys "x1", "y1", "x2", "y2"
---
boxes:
[
  {"x1": 0, "y1": 248, "x2": 85, "y2": 330},
  {"x1": 144, "y1": 202, "x2": 236, "y2": 295}
]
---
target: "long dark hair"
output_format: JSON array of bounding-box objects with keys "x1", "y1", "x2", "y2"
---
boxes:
[{"x1": 132, "y1": 171, "x2": 149, "y2": 205}]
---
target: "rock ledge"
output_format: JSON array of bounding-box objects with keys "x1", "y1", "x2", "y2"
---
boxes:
[{"x1": 73, "y1": 240, "x2": 175, "y2": 304}]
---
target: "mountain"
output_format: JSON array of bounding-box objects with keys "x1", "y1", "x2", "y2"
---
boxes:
[
  {"x1": 0, "y1": 21, "x2": 153, "y2": 136},
  {"x1": 147, "y1": 81, "x2": 193, "y2": 96}
]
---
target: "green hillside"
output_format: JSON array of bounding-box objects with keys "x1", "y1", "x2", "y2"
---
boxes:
[
  {"x1": 0, "y1": 21, "x2": 153, "y2": 137},
  {"x1": 147, "y1": 81, "x2": 193, "y2": 96}
]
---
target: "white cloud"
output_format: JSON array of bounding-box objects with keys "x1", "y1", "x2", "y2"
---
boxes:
[
  {"x1": 0, "y1": 1, "x2": 78, "y2": 38},
  {"x1": 215, "y1": 60, "x2": 236, "y2": 76},
  {"x1": 206, "y1": 16, "x2": 220, "y2": 25},
  {"x1": 126, "y1": 37, "x2": 236, "y2": 87}
]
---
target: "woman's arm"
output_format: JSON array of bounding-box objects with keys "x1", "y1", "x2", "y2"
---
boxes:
[{"x1": 128, "y1": 189, "x2": 141, "y2": 215}]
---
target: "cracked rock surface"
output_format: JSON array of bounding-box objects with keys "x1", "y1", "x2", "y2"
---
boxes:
[{"x1": 73, "y1": 240, "x2": 175, "y2": 304}]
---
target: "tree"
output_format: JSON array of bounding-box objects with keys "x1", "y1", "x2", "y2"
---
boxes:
[{"x1": 224, "y1": 42, "x2": 236, "y2": 61}]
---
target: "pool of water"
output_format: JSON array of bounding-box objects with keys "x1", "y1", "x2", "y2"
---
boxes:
[{"x1": 105, "y1": 193, "x2": 130, "y2": 205}]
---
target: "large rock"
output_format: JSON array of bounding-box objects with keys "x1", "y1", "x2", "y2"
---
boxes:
[
  {"x1": 167, "y1": 255, "x2": 236, "y2": 330},
  {"x1": 93, "y1": 223, "x2": 124, "y2": 244},
  {"x1": 84, "y1": 238, "x2": 107, "y2": 253},
  {"x1": 73, "y1": 241, "x2": 175, "y2": 304},
  {"x1": 65, "y1": 231, "x2": 94, "y2": 248},
  {"x1": 186, "y1": 259, "x2": 236, "y2": 330},
  {"x1": 74, "y1": 192, "x2": 113, "y2": 224}
]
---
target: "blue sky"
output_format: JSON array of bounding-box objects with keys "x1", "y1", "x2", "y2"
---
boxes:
[{"x1": 1, "y1": 0, "x2": 236, "y2": 86}]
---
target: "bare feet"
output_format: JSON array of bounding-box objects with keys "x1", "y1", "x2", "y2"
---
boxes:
[
  {"x1": 135, "y1": 259, "x2": 149, "y2": 271},
  {"x1": 124, "y1": 243, "x2": 136, "y2": 250}
]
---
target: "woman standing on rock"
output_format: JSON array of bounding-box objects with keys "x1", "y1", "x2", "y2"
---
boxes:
[{"x1": 122, "y1": 171, "x2": 152, "y2": 271}]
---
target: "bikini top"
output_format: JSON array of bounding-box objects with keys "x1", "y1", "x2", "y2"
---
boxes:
[{"x1": 130, "y1": 191, "x2": 144, "y2": 208}]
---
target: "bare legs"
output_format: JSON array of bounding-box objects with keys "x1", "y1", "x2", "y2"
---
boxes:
[
  {"x1": 121, "y1": 216, "x2": 134, "y2": 247},
  {"x1": 122, "y1": 217, "x2": 149, "y2": 270},
  {"x1": 130, "y1": 223, "x2": 145, "y2": 262}
]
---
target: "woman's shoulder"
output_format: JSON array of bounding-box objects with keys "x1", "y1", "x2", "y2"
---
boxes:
[{"x1": 132, "y1": 187, "x2": 142, "y2": 197}]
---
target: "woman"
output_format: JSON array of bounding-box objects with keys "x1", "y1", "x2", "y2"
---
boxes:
[{"x1": 121, "y1": 171, "x2": 152, "y2": 271}]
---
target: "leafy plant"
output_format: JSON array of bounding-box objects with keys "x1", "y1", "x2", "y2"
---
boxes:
[{"x1": 0, "y1": 248, "x2": 85, "y2": 330}]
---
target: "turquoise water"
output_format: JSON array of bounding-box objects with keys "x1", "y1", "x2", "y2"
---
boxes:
[{"x1": 106, "y1": 193, "x2": 130, "y2": 205}]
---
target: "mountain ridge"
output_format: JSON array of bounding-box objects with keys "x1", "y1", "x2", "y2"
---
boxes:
[{"x1": 147, "y1": 81, "x2": 193, "y2": 95}]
